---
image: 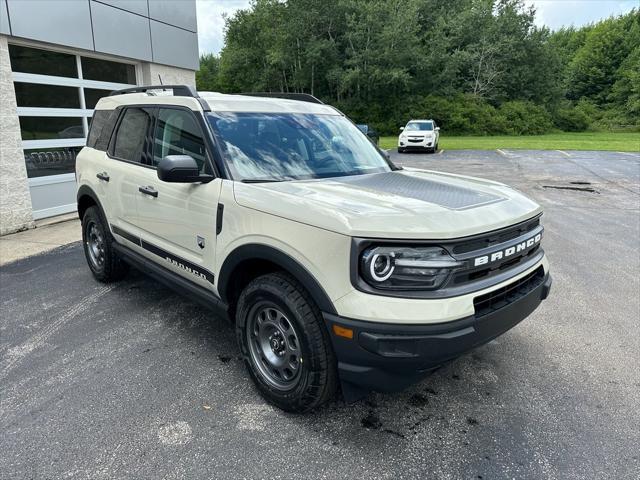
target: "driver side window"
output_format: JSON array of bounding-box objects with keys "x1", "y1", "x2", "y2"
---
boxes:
[{"x1": 153, "y1": 108, "x2": 208, "y2": 173}]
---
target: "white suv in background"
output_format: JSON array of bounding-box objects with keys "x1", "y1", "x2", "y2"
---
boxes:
[
  {"x1": 398, "y1": 119, "x2": 440, "y2": 153},
  {"x1": 76, "y1": 86, "x2": 551, "y2": 412}
]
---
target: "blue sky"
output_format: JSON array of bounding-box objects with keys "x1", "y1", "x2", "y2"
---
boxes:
[{"x1": 196, "y1": 0, "x2": 638, "y2": 55}]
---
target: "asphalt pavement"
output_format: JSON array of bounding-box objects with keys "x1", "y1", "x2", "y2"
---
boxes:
[{"x1": 1, "y1": 149, "x2": 639, "y2": 479}]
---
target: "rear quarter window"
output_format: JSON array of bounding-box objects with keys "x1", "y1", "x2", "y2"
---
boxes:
[{"x1": 87, "y1": 110, "x2": 119, "y2": 151}]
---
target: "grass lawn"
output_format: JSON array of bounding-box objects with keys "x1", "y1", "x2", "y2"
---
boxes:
[{"x1": 379, "y1": 131, "x2": 640, "y2": 152}]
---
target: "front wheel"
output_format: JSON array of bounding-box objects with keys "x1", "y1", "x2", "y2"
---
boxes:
[
  {"x1": 236, "y1": 272, "x2": 338, "y2": 412},
  {"x1": 397, "y1": 147, "x2": 404, "y2": 153}
]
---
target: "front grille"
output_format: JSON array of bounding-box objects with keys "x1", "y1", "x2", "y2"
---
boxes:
[
  {"x1": 408, "y1": 138, "x2": 424, "y2": 143},
  {"x1": 440, "y1": 215, "x2": 543, "y2": 290},
  {"x1": 453, "y1": 216, "x2": 540, "y2": 254},
  {"x1": 451, "y1": 243, "x2": 541, "y2": 285},
  {"x1": 473, "y1": 266, "x2": 544, "y2": 318}
]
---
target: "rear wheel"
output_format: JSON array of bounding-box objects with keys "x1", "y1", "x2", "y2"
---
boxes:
[
  {"x1": 82, "y1": 206, "x2": 128, "y2": 282},
  {"x1": 236, "y1": 272, "x2": 338, "y2": 412}
]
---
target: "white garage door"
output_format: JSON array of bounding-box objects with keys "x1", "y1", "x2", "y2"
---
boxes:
[{"x1": 9, "y1": 43, "x2": 138, "y2": 219}]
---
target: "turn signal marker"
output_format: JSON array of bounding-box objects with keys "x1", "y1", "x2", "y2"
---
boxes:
[{"x1": 332, "y1": 324, "x2": 354, "y2": 339}]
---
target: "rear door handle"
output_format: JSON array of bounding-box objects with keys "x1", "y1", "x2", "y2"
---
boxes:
[
  {"x1": 96, "y1": 172, "x2": 110, "y2": 182},
  {"x1": 138, "y1": 185, "x2": 158, "y2": 198}
]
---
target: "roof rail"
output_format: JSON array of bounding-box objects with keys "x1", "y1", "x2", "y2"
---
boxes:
[
  {"x1": 109, "y1": 84, "x2": 199, "y2": 97},
  {"x1": 109, "y1": 85, "x2": 210, "y2": 111},
  {"x1": 239, "y1": 92, "x2": 324, "y2": 104}
]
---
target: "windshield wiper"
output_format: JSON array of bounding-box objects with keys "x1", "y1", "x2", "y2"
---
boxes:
[{"x1": 241, "y1": 178, "x2": 285, "y2": 183}]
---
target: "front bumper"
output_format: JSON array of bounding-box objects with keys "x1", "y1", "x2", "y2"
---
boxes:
[
  {"x1": 399, "y1": 137, "x2": 435, "y2": 149},
  {"x1": 324, "y1": 269, "x2": 551, "y2": 395}
]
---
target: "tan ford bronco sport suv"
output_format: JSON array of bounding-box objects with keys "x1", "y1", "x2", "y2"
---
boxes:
[{"x1": 76, "y1": 85, "x2": 551, "y2": 412}]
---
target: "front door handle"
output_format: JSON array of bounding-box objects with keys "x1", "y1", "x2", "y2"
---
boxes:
[
  {"x1": 96, "y1": 172, "x2": 110, "y2": 182},
  {"x1": 138, "y1": 185, "x2": 158, "y2": 198}
]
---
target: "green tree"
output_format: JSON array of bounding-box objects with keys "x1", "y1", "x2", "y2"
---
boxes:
[
  {"x1": 202, "y1": 1, "x2": 639, "y2": 135},
  {"x1": 196, "y1": 53, "x2": 222, "y2": 91},
  {"x1": 566, "y1": 12, "x2": 640, "y2": 104}
]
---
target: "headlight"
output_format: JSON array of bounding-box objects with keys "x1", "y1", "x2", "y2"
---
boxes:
[{"x1": 360, "y1": 246, "x2": 462, "y2": 290}]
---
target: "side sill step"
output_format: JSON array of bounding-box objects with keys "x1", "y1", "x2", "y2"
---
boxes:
[{"x1": 113, "y1": 242, "x2": 229, "y2": 320}]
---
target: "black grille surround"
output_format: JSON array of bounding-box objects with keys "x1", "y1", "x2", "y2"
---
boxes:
[{"x1": 350, "y1": 214, "x2": 545, "y2": 299}]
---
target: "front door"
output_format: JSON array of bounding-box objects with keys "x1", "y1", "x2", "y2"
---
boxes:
[{"x1": 132, "y1": 107, "x2": 221, "y2": 291}]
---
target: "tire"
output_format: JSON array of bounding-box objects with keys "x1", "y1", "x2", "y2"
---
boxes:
[
  {"x1": 81, "y1": 206, "x2": 129, "y2": 282},
  {"x1": 236, "y1": 272, "x2": 338, "y2": 412},
  {"x1": 397, "y1": 147, "x2": 404, "y2": 153}
]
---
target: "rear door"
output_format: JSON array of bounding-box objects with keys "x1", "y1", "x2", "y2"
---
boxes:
[
  {"x1": 81, "y1": 109, "x2": 122, "y2": 222},
  {"x1": 106, "y1": 106, "x2": 155, "y2": 240},
  {"x1": 131, "y1": 106, "x2": 221, "y2": 290}
]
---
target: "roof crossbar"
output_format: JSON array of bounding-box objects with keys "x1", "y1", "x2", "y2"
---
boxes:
[{"x1": 238, "y1": 92, "x2": 324, "y2": 104}]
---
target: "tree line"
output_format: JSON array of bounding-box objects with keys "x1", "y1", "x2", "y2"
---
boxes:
[{"x1": 196, "y1": 0, "x2": 639, "y2": 136}]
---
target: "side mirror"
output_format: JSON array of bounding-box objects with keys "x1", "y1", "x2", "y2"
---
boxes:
[
  {"x1": 435, "y1": 127, "x2": 440, "y2": 131},
  {"x1": 157, "y1": 155, "x2": 212, "y2": 183},
  {"x1": 399, "y1": 126, "x2": 405, "y2": 131}
]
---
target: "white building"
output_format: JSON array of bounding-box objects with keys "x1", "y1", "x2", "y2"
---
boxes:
[{"x1": 0, "y1": 0, "x2": 199, "y2": 234}]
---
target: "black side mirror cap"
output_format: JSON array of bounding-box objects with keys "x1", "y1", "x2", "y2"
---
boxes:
[{"x1": 157, "y1": 155, "x2": 213, "y2": 183}]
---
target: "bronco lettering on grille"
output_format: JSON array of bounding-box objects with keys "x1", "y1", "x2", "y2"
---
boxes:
[{"x1": 473, "y1": 233, "x2": 542, "y2": 267}]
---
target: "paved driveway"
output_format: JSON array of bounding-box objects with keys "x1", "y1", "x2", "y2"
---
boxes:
[{"x1": 1, "y1": 150, "x2": 639, "y2": 479}]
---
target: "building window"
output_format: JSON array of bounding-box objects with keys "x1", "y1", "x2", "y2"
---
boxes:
[
  {"x1": 23, "y1": 147, "x2": 82, "y2": 178},
  {"x1": 19, "y1": 117, "x2": 84, "y2": 141},
  {"x1": 84, "y1": 88, "x2": 113, "y2": 109},
  {"x1": 14, "y1": 82, "x2": 81, "y2": 109},
  {"x1": 9, "y1": 45, "x2": 77, "y2": 78},
  {"x1": 9, "y1": 43, "x2": 137, "y2": 179},
  {"x1": 81, "y1": 57, "x2": 136, "y2": 84}
]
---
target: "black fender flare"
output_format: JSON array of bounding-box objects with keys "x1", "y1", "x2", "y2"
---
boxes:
[
  {"x1": 76, "y1": 185, "x2": 107, "y2": 223},
  {"x1": 217, "y1": 244, "x2": 337, "y2": 314}
]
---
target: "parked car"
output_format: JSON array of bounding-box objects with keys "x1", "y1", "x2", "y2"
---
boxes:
[
  {"x1": 398, "y1": 119, "x2": 440, "y2": 153},
  {"x1": 356, "y1": 124, "x2": 379, "y2": 145},
  {"x1": 76, "y1": 86, "x2": 551, "y2": 412}
]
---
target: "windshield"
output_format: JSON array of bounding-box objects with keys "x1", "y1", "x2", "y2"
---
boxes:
[
  {"x1": 207, "y1": 113, "x2": 391, "y2": 181},
  {"x1": 405, "y1": 121, "x2": 433, "y2": 131}
]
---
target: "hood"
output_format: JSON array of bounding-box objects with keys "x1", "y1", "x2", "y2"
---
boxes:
[{"x1": 233, "y1": 168, "x2": 542, "y2": 239}]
